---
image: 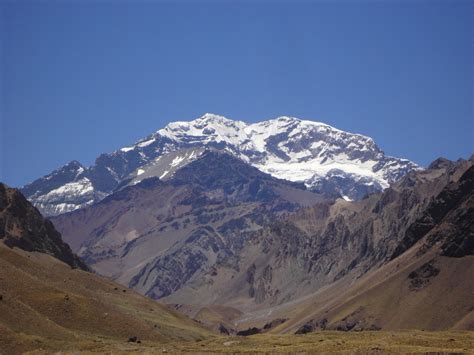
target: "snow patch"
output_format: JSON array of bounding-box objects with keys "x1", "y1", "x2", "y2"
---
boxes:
[
  {"x1": 170, "y1": 155, "x2": 185, "y2": 167},
  {"x1": 137, "y1": 138, "x2": 155, "y2": 148}
]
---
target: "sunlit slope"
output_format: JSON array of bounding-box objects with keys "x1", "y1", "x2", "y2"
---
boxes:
[{"x1": 0, "y1": 243, "x2": 213, "y2": 354}]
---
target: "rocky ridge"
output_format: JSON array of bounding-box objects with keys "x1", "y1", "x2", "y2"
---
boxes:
[
  {"x1": 0, "y1": 183, "x2": 88, "y2": 270},
  {"x1": 22, "y1": 113, "x2": 418, "y2": 216},
  {"x1": 52, "y1": 150, "x2": 324, "y2": 300},
  {"x1": 53, "y1": 150, "x2": 472, "y2": 314}
]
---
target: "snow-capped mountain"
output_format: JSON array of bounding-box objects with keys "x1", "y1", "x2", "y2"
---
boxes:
[
  {"x1": 21, "y1": 113, "x2": 419, "y2": 216},
  {"x1": 20, "y1": 161, "x2": 107, "y2": 216}
]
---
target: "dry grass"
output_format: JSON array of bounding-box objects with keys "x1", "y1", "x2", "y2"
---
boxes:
[
  {"x1": 0, "y1": 244, "x2": 215, "y2": 354},
  {"x1": 1, "y1": 241, "x2": 473, "y2": 354},
  {"x1": 175, "y1": 331, "x2": 474, "y2": 354},
  {"x1": 7, "y1": 330, "x2": 473, "y2": 354}
]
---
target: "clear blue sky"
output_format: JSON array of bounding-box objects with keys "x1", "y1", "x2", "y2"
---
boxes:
[{"x1": 1, "y1": 0, "x2": 473, "y2": 187}]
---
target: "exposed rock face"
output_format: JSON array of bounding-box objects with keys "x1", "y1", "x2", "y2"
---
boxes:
[
  {"x1": 225, "y1": 156, "x2": 473, "y2": 307},
  {"x1": 52, "y1": 151, "x2": 324, "y2": 300},
  {"x1": 408, "y1": 261, "x2": 440, "y2": 291},
  {"x1": 20, "y1": 161, "x2": 106, "y2": 216},
  {"x1": 51, "y1": 145, "x2": 472, "y2": 312},
  {"x1": 421, "y1": 165, "x2": 474, "y2": 258},
  {"x1": 233, "y1": 156, "x2": 472, "y2": 334},
  {"x1": 22, "y1": 114, "x2": 418, "y2": 216},
  {"x1": 0, "y1": 183, "x2": 88, "y2": 270}
]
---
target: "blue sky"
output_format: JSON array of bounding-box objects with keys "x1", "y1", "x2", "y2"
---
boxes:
[{"x1": 1, "y1": 0, "x2": 473, "y2": 187}]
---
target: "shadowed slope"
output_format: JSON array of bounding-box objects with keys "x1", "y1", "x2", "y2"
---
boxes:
[{"x1": 0, "y1": 183, "x2": 87, "y2": 270}]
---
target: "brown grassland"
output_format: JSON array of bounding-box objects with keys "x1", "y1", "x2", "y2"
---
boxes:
[
  {"x1": 4, "y1": 330, "x2": 474, "y2": 354},
  {"x1": 1, "y1": 239, "x2": 473, "y2": 354}
]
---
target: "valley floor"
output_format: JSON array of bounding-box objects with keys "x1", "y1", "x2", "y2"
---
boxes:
[
  {"x1": 175, "y1": 331, "x2": 474, "y2": 354},
  {"x1": 4, "y1": 330, "x2": 474, "y2": 354}
]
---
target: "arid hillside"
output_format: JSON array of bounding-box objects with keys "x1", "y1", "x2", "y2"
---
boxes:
[{"x1": 0, "y1": 183, "x2": 213, "y2": 354}]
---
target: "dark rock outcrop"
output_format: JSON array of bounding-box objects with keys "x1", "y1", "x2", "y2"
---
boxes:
[
  {"x1": 236, "y1": 327, "x2": 261, "y2": 336},
  {"x1": 296, "y1": 319, "x2": 328, "y2": 334},
  {"x1": 394, "y1": 164, "x2": 474, "y2": 259},
  {"x1": 0, "y1": 183, "x2": 88, "y2": 270},
  {"x1": 408, "y1": 261, "x2": 440, "y2": 291},
  {"x1": 263, "y1": 318, "x2": 287, "y2": 330}
]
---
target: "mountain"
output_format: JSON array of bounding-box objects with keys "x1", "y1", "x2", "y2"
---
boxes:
[
  {"x1": 158, "y1": 155, "x2": 473, "y2": 314},
  {"x1": 54, "y1": 154, "x2": 473, "y2": 332},
  {"x1": 52, "y1": 150, "x2": 325, "y2": 300},
  {"x1": 21, "y1": 113, "x2": 418, "y2": 216},
  {"x1": 1, "y1": 186, "x2": 471, "y2": 354},
  {"x1": 235, "y1": 156, "x2": 474, "y2": 333},
  {"x1": 52, "y1": 149, "x2": 473, "y2": 332},
  {"x1": 0, "y1": 184, "x2": 213, "y2": 354}
]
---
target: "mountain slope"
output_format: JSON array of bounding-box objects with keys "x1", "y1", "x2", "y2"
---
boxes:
[
  {"x1": 0, "y1": 185, "x2": 213, "y2": 354},
  {"x1": 200, "y1": 157, "x2": 474, "y2": 333},
  {"x1": 0, "y1": 243, "x2": 214, "y2": 354},
  {"x1": 52, "y1": 151, "x2": 324, "y2": 301},
  {"x1": 154, "y1": 157, "x2": 472, "y2": 312},
  {"x1": 53, "y1": 149, "x2": 472, "y2": 322},
  {"x1": 0, "y1": 177, "x2": 472, "y2": 352},
  {"x1": 150, "y1": 156, "x2": 471, "y2": 334},
  {"x1": 244, "y1": 247, "x2": 474, "y2": 334},
  {"x1": 268, "y1": 165, "x2": 474, "y2": 333},
  {"x1": 0, "y1": 183, "x2": 87, "y2": 270},
  {"x1": 22, "y1": 113, "x2": 418, "y2": 216}
]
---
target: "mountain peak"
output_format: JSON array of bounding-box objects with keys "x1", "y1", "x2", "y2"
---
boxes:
[
  {"x1": 199, "y1": 112, "x2": 232, "y2": 122},
  {"x1": 22, "y1": 113, "x2": 419, "y2": 216},
  {"x1": 65, "y1": 160, "x2": 84, "y2": 168},
  {"x1": 428, "y1": 157, "x2": 454, "y2": 170},
  {"x1": 196, "y1": 113, "x2": 247, "y2": 129},
  {"x1": 274, "y1": 115, "x2": 300, "y2": 122}
]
